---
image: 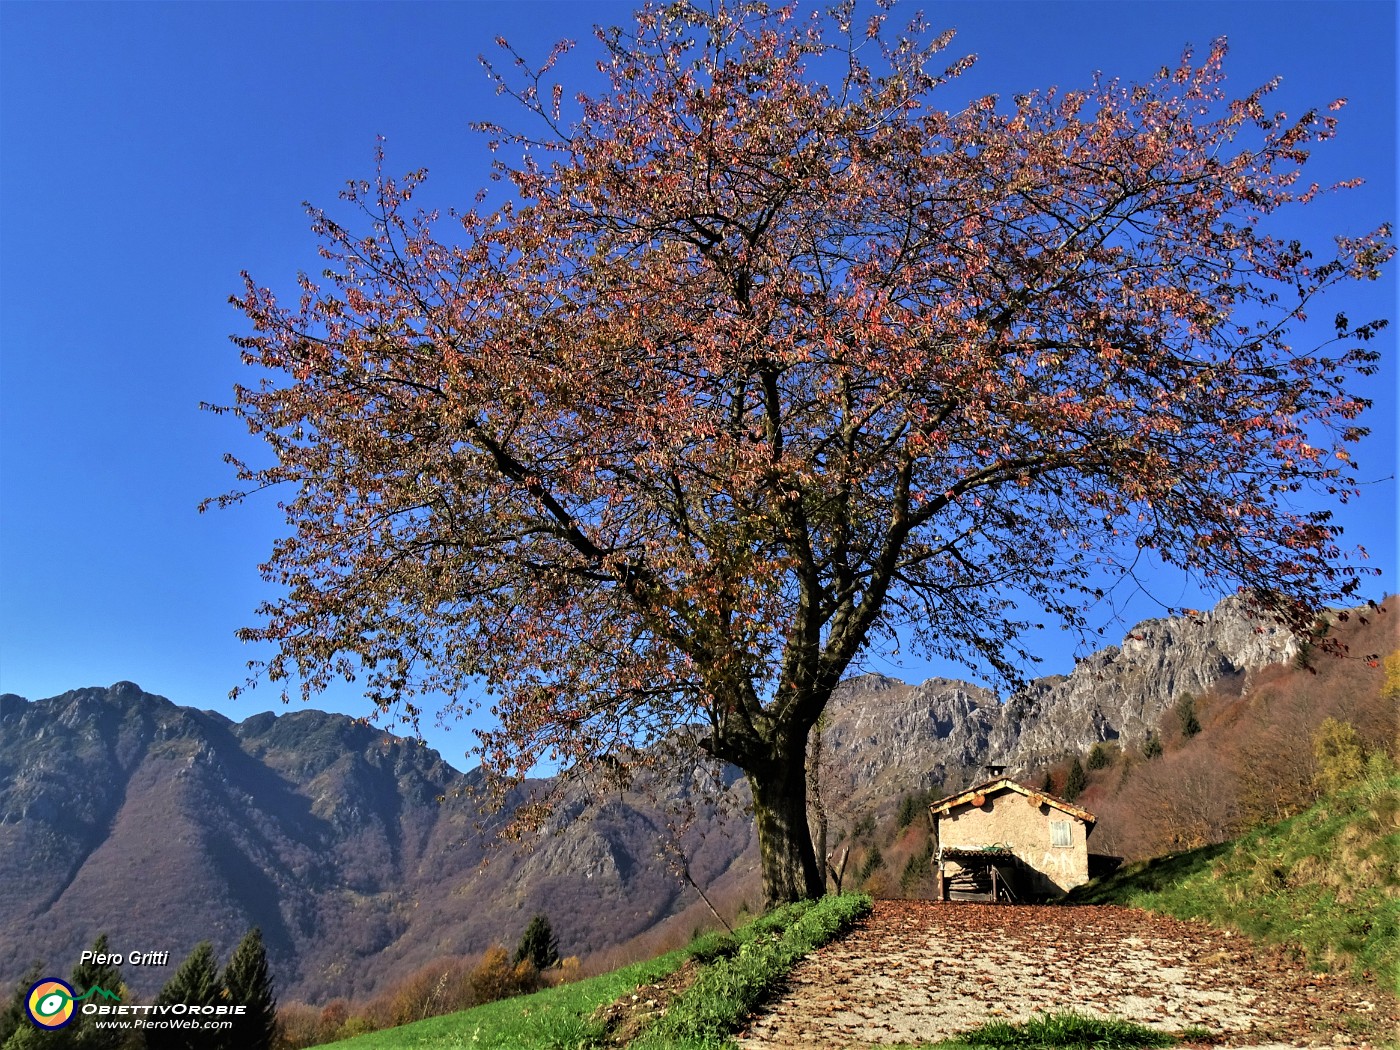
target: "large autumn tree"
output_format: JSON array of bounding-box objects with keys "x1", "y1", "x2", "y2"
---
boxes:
[{"x1": 212, "y1": 1, "x2": 1390, "y2": 904}]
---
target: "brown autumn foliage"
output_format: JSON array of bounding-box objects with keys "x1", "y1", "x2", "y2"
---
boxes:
[
  {"x1": 271, "y1": 1002, "x2": 327, "y2": 1050},
  {"x1": 272, "y1": 946, "x2": 553, "y2": 1049},
  {"x1": 1079, "y1": 605, "x2": 1397, "y2": 861},
  {"x1": 467, "y1": 946, "x2": 540, "y2": 1007}
]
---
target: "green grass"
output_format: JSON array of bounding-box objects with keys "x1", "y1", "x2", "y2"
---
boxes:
[
  {"x1": 312, "y1": 893, "x2": 872, "y2": 1050},
  {"x1": 309, "y1": 950, "x2": 687, "y2": 1050},
  {"x1": 629, "y1": 893, "x2": 872, "y2": 1050},
  {"x1": 877, "y1": 1012, "x2": 1182, "y2": 1050},
  {"x1": 947, "y1": 1011, "x2": 1176, "y2": 1050},
  {"x1": 1068, "y1": 769, "x2": 1400, "y2": 988}
]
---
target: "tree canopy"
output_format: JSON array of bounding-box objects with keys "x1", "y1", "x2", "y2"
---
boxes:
[
  {"x1": 149, "y1": 944, "x2": 221, "y2": 1050},
  {"x1": 221, "y1": 929, "x2": 277, "y2": 1050},
  {"x1": 67, "y1": 935, "x2": 126, "y2": 1050},
  {"x1": 515, "y1": 914, "x2": 561, "y2": 972},
  {"x1": 213, "y1": 0, "x2": 1390, "y2": 904}
]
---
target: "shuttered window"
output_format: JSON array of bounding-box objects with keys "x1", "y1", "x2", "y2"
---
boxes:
[{"x1": 1050, "y1": 820, "x2": 1072, "y2": 847}]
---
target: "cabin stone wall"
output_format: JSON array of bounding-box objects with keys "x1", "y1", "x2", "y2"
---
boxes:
[{"x1": 937, "y1": 791, "x2": 1090, "y2": 894}]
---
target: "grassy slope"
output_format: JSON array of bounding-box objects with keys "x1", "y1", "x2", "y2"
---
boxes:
[
  {"x1": 630, "y1": 893, "x2": 872, "y2": 1049},
  {"x1": 1069, "y1": 769, "x2": 1400, "y2": 989},
  {"x1": 309, "y1": 950, "x2": 687, "y2": 1050},
  {"x1": 313, "y1": 894, "x2": 872, "y2": 1050}
]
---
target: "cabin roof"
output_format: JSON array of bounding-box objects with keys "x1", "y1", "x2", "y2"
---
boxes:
[{"x1": 927, "y1": 776, "x2": 1096, "y2": 824}]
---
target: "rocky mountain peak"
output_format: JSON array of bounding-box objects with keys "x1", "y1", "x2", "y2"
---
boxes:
[{"x1": 814, "y1": 596, "x2": 1300, "y2": 824}]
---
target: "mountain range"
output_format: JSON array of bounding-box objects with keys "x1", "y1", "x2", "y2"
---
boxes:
[{"x1": 0, "y1": 597, "x2": 1297, "y2": 1003}]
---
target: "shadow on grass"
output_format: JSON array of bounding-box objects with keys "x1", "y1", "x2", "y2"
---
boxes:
[{"x1": 1064, "y1": 842, "x2": 1231, "y2": 904}]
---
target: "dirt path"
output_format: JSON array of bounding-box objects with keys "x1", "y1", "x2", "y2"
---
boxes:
[{"x1": 735, "y1": 902, "x2": 1396, "y2": 1049}]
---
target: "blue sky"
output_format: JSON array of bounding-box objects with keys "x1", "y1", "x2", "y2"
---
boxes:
[{"x1": 1, "y1": 1, "x2": 1395, "y2": 771}]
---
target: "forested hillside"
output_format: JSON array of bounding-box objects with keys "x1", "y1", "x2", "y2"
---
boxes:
[{"x1": 1056, "y1": 607, "x2": 1396, "y2": 861}]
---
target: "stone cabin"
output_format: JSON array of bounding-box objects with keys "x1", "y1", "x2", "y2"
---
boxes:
[{"x1": 928, "y1": 776, "x2": 1096, "y2": 901}]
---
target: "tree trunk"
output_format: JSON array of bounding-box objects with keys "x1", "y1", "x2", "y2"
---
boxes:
[
  {"x1": 748, "y1": 747, "x2": 826, "y2": 907},
  {"x1": 806, "y1": 718, "x2": 828, "y2": 893}
]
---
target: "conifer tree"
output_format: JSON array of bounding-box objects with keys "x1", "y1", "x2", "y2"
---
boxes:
[
  {"x1": 2, "y1": 1020, "x2": 55, "y2": 1050},
  {"x1": 68, "y1": 935, "x2": 127, "y2": 1050},
  {"x1": 0, "y1": 963, "x2": 44, "y2": 1048},
  {"x1": 513, "y1": 916, "x2": 559, "y2": 972},
  {"x1": 896, "y1": 794, "x2": 918, "y2": 829},
  {"x1": 69, "y1": 935, "x2": 122, "y2": 1000},
  {"x1": 221, "y1": 929, "x2": 277, "y2": 1050},
  {"x1": 147, "y1": 943, "x2": 221, "y2": 1050},
  {"x1": 859, "y1": 844, "x2": 885, "y2": 882},
  {"x1": 1063, "y1": 757, "x2": 1088, "y2": 801},
  {"x1": 1176, "y1": 694, "x2": 1202, "y2": 738}
]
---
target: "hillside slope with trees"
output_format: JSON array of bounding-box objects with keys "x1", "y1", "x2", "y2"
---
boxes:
[{"x1": 1051, "y1": 607, "x2": 1396, "y2": 861}]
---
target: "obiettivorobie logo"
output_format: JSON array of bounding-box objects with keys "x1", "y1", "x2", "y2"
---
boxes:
[
  {"x1": 24, "y1": 979, "x2": 121, "y2": 1029},
  {"x1": 24, "y1": 979, "x2": 247, "y2": 1031}
]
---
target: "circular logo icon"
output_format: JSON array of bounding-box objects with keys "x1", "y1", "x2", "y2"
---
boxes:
[{"x1": 26, "y1": 978, "x2": 76, "y2": 1029}]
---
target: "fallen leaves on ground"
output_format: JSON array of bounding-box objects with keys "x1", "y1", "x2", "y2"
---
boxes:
[{"x1": 735, "y1": 901, "x2": 1396, "y2": 1049}]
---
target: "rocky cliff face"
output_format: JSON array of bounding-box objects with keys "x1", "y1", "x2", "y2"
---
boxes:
[
  {"x1": 819, "y1": 675, "x2": 998, "y2": 811},
  {"x1": 991, "y1": 597, "x2": 1298, "y2": 770},
  {"x1": 0, "y1": 598, "x2": 1296, "y2": 1003},
  {"x1": 815, "y1": 597, "x2": 1298, "y2": 826}
]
